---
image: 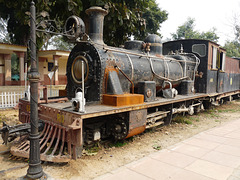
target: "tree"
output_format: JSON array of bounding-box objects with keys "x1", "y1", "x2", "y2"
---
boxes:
[
  {"x1": 199, "y1": 28, "x2": 219, "y2": 42},
  {"x1": 0, "y1": 0, "x2": 84, "y2": 48},
  {"x1": 171, "y1": 18, "x2": 196, "y2": 40},
  {"x1": 101, "y1": 0, "x2": 168, "y2": 46},
  {"x1": 223, "y1": 15, "x2": 240, "y2": 57},
  {"x1": 133, "y1": 0, "x2": 168, "y2": 41},
  {"x1": 0, "y1": 0, "x2": 168, "y2": 48},
  {"x1": 224, "y1": 41, "x2": 240, "y2": 57},
  {"x1": 171, "y1": 17, "x2": 219, "y2": 43},
  {"x1": 0, "y1": 18, "x2": 10, "y2": 43}
]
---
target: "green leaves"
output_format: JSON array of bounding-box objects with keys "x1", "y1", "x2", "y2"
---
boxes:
[
  {"x1": 0, "y1": 0, "x2": 168, "y2": 48},
  {"x1": 224, "y1": 40, "x2": 240, "y2": 57},
  {"x1": 171, "y1": 17, "x2": 219, "y2": 43},
  {"x1": 101, "y1": 0, "x2": 168, "y2": 46}
]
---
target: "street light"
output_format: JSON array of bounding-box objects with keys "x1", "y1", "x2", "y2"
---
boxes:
[{"x1": 25, "y1": 1, "x2": 45, "y2": 179}]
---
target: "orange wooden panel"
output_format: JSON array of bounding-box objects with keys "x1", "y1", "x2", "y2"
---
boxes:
[{"x1": 102, "y1": 94, "x2": 144, "y2": 106}]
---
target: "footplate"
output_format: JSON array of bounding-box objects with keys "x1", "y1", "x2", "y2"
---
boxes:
[{"x1": 10, "y1": 120, "x2": 82, "y2": 163}]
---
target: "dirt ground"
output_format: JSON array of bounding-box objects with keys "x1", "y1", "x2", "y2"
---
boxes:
[{"x1": 0, "y1": 100, "x2": 239, "y2": 180}]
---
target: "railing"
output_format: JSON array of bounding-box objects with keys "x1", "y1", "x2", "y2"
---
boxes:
[
  {"x1": 0, "y1": 89, "x2": 59, "y2": 109},
  {"x1": 39, "y1": 88, "x2": 59, "y2": 98}
]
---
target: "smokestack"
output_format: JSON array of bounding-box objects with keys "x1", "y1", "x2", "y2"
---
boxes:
[{"x1": 85, "y1": 6, "x2": 108, "y2": 45}]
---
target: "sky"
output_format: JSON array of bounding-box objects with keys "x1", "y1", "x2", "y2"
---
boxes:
[{"x1": 156, "y1": 0, "x2": 240, "y2": 46}]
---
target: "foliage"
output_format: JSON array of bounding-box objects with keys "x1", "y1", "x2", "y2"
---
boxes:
[
  {"x1": 0, "y1": 18, "x2": 10, "y2": 43},
  {"x1": 223, "y1": 16, "x2": 240, "y2": 57},
  {"x1": 223, "y1": 40, "x2": 240, "y2": 57},
  {"x1": 85, "y1": 145, "x2": 100, "y2": 155},
  {"x1": 198, "y1": 28, "x2": 219, "y2": 42},
  {"x1": 110, "y1": 141, "x2": 128, "y2": 147},
  {"x1": 0, "y1": 0, "x2": 168, "y2": 49},
  {"x1": 152, "y1": 144, "x2": 161, "y2": 150},
  {"x1": 171, "y1": 17, "x2": 219, "y2": 43},
  {"x1": 173, "y1": 116, "x2": 193, "y2": 124},
  {"x1": 136, "y1": 0, "x2": 168, "y2": 40},
  {"x1": 0, "y1": 0, "x2": 83, "y2": 48},
  {"x1": 100, "y1": 0, "x2": 168, "y2": 46},
  {"x1": 171, "y1": 18, "x2": 195, "y2": 40}
]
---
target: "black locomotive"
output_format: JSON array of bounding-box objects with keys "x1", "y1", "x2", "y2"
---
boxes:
[
  {"x1": 66, "y1": 7, "x2": 199, "y2": 103},
  {"x1": 1, "y1": 6, "x2": 239, "y2": 162}
]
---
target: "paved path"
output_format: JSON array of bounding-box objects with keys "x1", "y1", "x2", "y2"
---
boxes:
[{"x1": 95, "y1": 118, "x2": 240, "y2": 180}]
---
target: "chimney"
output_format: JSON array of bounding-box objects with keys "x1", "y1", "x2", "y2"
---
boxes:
[{"x1": 85, "y1": 6, "x2": 108, "y2": 45}]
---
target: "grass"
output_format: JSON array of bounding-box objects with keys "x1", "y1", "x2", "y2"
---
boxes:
[
  {"x1": 188, "y1": 116, "x2": 200, "y2": 122},
  {"x1": 86, "y1": 145, "x2": 100, "y2": 155},
  {"x1": 202, "y1": 109, "x2": 220, "y2": 118},
  {"x1": 217, "y1": 109, "x2": 240, "y2": 113},
  {"x1": 109, "y1": 141, "x2": 128, "y2": 148},
  {"x1": 172, "y1": 100, "x2": 240, "y2": 126},
  {"x1": 152, "y1": 144, "x2": 161, "y2": 150},
  {"x1": 173, "y1": 116, "x2": 193, "y2": 124}
]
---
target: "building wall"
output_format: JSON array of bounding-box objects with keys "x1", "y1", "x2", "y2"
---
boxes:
[
  {"x1": 0, "y1": 45, "x2": 67, "y2": 86},
  {"x1": 58, "y1": 58, "x2": 67, "y2": 76},
  {"x1": 40, "y1": 57, "x2": 68, "y2": 85}
]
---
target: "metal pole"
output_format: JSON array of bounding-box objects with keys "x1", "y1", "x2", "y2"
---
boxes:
[
  {"x1": 25, "y1": 62, "x2": 27, "y2": 90},
  {"x1": 26, "y1": 1, "x2": 44, "y2": 179},
  {"x1": 50, "y1": 76, "x2": 52, "y2": 97},
  {"x1": 81, "y1": 60, "x2": 85, "y2": 113}
]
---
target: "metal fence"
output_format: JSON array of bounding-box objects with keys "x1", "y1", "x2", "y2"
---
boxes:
[{"x1": 0, "y1": 89, "x2": 59, "y2": 109}]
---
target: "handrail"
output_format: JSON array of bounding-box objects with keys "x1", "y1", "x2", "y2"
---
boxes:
[{"x1": 114, "y1": 65, "x2": 135, "y2": 94}]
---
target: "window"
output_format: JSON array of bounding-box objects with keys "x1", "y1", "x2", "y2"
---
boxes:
[
  {"x1": 11, "y1": 53, "x2": 20, "y2": 81},
  {"x1": 220, "y1": 52, "x2": 226, "y2": 71},
  {"x1": 192, "y1": 44, "x2": 206, "y2": 57},
  {"x1": 48, "y1": 62, "x2": 54, "y2": 71},
  {"x1": 212, "y1": 46, "x2": 217, "y2": 69}
]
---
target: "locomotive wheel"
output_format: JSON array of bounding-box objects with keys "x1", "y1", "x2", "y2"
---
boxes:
[
  {"x1": 188, "y1": 105, "x2": 194, "y2": 115},
  {"x1": 194, "y1": 105, "x2": 201, "y2": 114},
  {"x1": 164, "y1": 114, "x2": 172, "y2": 125},
  {"x1": 203, "y1": 100, "x2": 212, "y2": 110},
  {"x1": 111, "y1": 119, "x2": 128, "y2": 140}
]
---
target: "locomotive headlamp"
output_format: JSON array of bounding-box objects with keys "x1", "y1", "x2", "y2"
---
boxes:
[
  {"x1": 64, "y1": 15, "x2": 85, "y2": 41},
  {"x1": 71, "y1": 56, "x2": 89, "y2": 83},
  {"x1": 72, "y1": 91, "x2": 85, "y2": 112}
]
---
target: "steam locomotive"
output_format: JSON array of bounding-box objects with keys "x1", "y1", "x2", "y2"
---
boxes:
[{"x1": 1, "y1": 6, "x2": 240, "y2": 162}]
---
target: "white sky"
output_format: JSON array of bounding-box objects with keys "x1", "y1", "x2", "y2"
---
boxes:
[{"x1": 156, "y1": 0, "x2": 240, "y2": 46}]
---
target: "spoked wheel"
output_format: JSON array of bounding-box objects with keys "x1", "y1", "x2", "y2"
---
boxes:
[{"x1": 111, "y1": 119, "x2": 128, "y2": 140}]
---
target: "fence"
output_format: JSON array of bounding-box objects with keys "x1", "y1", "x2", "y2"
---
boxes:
[
  {"x1": 0, "y1": 91, "x2": 24, "y2": 109},
  {"x1": 0, "y1": 89, "x2": 59, "y2": 109}
]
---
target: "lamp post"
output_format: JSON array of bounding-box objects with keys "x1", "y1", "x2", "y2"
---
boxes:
[{"x1": 25, "y1": 1, "x2": 44, "y2": 179}]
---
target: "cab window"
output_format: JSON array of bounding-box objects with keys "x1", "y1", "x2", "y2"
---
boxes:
[
  {"x1": 212, "y1": 46, "x2": 217, "y2": 69},
  {"x1": 192, "y1": 44, "x2": 206, "y2": 57}
]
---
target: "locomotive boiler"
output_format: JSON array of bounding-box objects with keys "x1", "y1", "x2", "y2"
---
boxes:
[
  {"x1": 65, "y1": 6, "x2": 199, "y2": 104},
  {"x1": 1, "y1": 5, "x2": 239, "y2": 163}
]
